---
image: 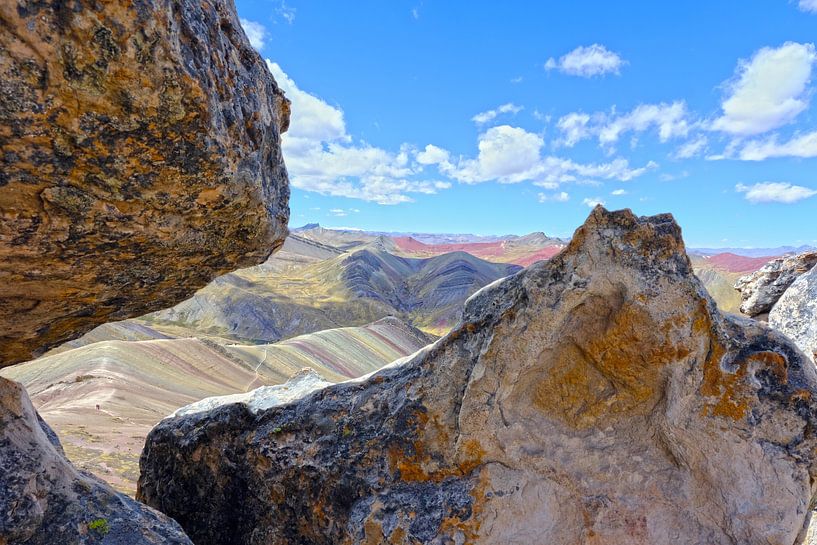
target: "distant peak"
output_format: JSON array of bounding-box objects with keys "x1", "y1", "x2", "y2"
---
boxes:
[{"x1": 296, "y1": 223, "x2": 321, "y2": 230}]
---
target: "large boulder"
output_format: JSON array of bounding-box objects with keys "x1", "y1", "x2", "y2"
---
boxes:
[
  {"x1": 0, "y1": 0, "x2": 290, "y2": 365},
  {"x1": 0, "y1": 0, "x2": 289, "y2": 541},
  {"x1": 0, "y1": 377, "x2": 192, "y2": 544},
  {"x1": 734, "y1": 252, "x2": 817, "y2": 318},
  {"x1": 770, "y1": 265, "x2": 817, "y2": 363},
  {"x1": 138, "y1": 208, "x2": 817, "y2": 545}
]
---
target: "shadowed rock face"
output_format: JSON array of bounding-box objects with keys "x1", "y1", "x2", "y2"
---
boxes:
[
  {"x1": 138, "y1": 208, "x2": 817, "y2": 545},
  {"x1": 734, "y1": 252, "x2": 817, "y2": 318},
  {"x1": 0, "y1": 0, "x2": 290, "y2": 365},
  {"x1": 770, "y1": 265, "x2": 817, "y2": 363}
]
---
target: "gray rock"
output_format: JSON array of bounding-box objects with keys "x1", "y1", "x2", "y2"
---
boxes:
[
  {"x1": 734, "y1": 252, "x2": 817, "y2": 317},
  {"x1": 0, "y1": 377, "x2": 192, "y2": 544},
  {"x1": 139, "y1": 208, "x2": 817, "y2": 545},
  {"x1": 770, "y1": 265, "x2": 817, "y2": 362}
]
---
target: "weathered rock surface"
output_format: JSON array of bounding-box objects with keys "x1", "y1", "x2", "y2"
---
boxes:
[
  {"x1": 734, "y1": 252, "x2": 817, "y2": 317},
  {"x1": 0, "y1": 377, "x2": 192, "y2": 544},
  {"x1": 770, "y1": 265, "x2": 817, "y2": 362},
  {"x1": 138, "y1": 208, "x2": 817, "y2": 545},
  {"x1": 0, "y1": 0, "x2": 290, "y2": 365}
]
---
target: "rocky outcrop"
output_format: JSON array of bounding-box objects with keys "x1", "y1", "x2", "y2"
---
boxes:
[
  {"x1": 138, "y1": 208, "x2": 817, "y2": 545},
  {"x1": 0, "y1": 377, "x2": 192, "y2": 544},
  {"x1": 0, "y1": 0, "x2": 290, "y2": 365},
  {"x1": 734, "y1": 252, "x2": 817, "y2": 317},
  {"x1": 770, "y1": 265, "x2": 817, "y2": 362}
]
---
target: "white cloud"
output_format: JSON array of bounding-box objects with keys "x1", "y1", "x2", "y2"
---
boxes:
[
  {"x1": 511, "y1": 76, "x2": 524, "y2": 84},
  {"x1": 538, "y1": 191, "x2": 570, "y2": 202},
  {"x1": 266, "y1": 61, "x2": 450, "y2": 204},
  {"x1": 674, "y1": 135, "x2": 708, "y2": 159},
  {"x1": 799, "y1": 0, "x2": 817, "y2": 13},
  {"x1": 416, "y1": 144, "x2": 451, "y2": 165},
  {"x1": 445, "y1": 125, "x2": 544, "y2": 183},
  {"x1": 329, "y1": 208, "x2": 360, "y2": 217},
  {"x1": 426, "y1": 126, "x2": 656, "y2": 187},
  {"x1": 583, "y1": 197, "x2": 606, "y2": 208},
  {"x1": 599, "y1": 102, "x2": 689, "y2": 145},
  {"x1": 735, "y1": 182, "x2": 817, "y2": 203},
  {"x1": 712, "y1": 42, "x2": 817, "y2": 135},
  {"x1": 611, "y1": 189, "x2": 627, "y2": 195},
  {"x1": 555, "y1": 102, "x2": 690, "y2": 150},
  {"x1": 737, "y1": 131, "x2": 817, "y2": 160},
  {"x1": 266, "y1": 61, "x2": 347, "y2": 141},
  {"x1": 545, "y1": 44, "x2": 626, "y2": 78},
  {"x1": 472, "y1": 103, "x2": 524, "y2": 125},
  {"x1": 240, "y1": 19, "x2": 267, "y2": 50},
  {"x1": 556, "y1": 112, "x2": 591, "y2": 147}
]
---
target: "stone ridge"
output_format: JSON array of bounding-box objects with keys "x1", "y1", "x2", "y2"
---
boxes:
[
  {"x1": 0, "y1": 0, "x2": 290, "y2": 365},
  {"x1": 139, "y1": 207, "x2": 817, "y2": 545}
]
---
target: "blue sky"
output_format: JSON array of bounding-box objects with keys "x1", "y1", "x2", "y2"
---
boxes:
[{"x1": 235, "y1": 0, "x2": 817, "y2": 247}]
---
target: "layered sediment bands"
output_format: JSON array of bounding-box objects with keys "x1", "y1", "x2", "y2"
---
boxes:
[
  {"x1": 0, "y1": 0, "x2": 290, "y2": 365},
  {"x1": 139, "y1": 207, "x2": 817, "y2": 545}
]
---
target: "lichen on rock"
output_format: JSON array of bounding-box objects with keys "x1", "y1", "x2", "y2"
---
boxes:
[
  {"x1": 138, "y1": 207, "x2": 817, "y2": 545},
  {"x1": 0, "y1": 0, "x2": 290, "y2": 365}
]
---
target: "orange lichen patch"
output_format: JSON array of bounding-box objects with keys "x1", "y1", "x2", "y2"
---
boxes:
[
  {"x1": 702, "y1": 350, "x2": 788, "y2": 420},
  {"x1": 700, "y1": 338, "x2": 749, "y2": 420},
  {"x1": 747, "y1": 351, "x2": 788, "y2": 384},
  {"x1": 791, "y1": 389, "x2": 812, "y2": 403},
  {"x1": 388, "y1": 411, "x2": 484, "y2": 483},
  {"x1": 439, "y1": 464, "x2": 489, "y2": 543},
  {"x1": 529, "y1": 292, "x2": 696, "y2": 429}
]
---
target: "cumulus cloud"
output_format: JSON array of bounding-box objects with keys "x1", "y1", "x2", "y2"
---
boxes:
[
  {"x1": 712, "y1": 42, "x2": 817, "y2": 135},
  {"x1": 425, "y1": 125, "x2": 656, "y2": 187},
  {"x1": 472, "y1": 103, "x2": 524, "y2": 125},
  {"x1": 545, "y1": 44, "x2": 626, "y2": 78},
  {"x1": 735, "y1": 182, "x2": 817, "y2": 203},
  {"x1": 416, "y1": 144, "x2": 451, "y2": 165},
  {"x1": 538, "y1": 191, "x2": 570, "y2": 203},
  {"x1": 444, "y1": 125, "x2": 544, "y2": 183},
  {"x1": 799, "y1": 0, "x2": 817, "y2": 13},
  {"x1": 266, "y1": 61, "x2": 449, "y2": 204},
  {"x1": 611, "y1": 189, "x2": 627, "y2": 195},
  {"x1": 240, "y1": 19, "x2": 267, "y2": 50},
  {"x1": 737, "y1": 131, "x2": 817, "y2": 160},
  {"x1": 582, "y1": 197, "x2": 606, "y2": 207}
]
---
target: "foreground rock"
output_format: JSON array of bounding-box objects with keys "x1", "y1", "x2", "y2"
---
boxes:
[
  {"x1": 139, "y1": 208, "x2": 817, "y2": 545},
  {"x1": 0, "y1": 377, "x2": 191, "y2": 544},
  {"x1": 0, "y1": 0, "x2": 290, "y2": 365},
  {"x1": 734, "y1": 252, "x2": 817, "y2": 317},
  {"x1": 770, "y1": 265, "x2": 817, "y2": 362}
]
